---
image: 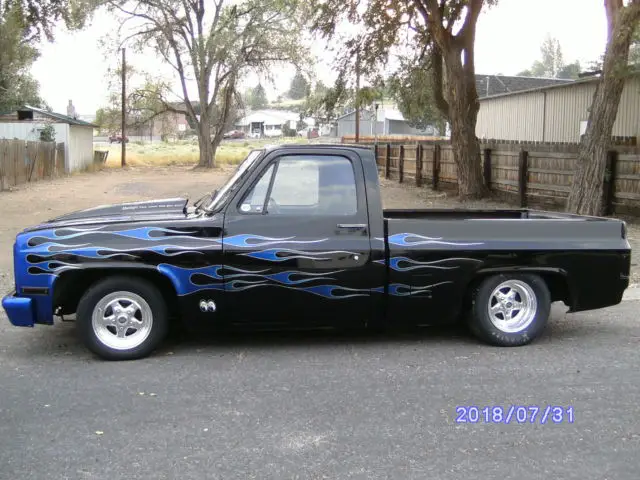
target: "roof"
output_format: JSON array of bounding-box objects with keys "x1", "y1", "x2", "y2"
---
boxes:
[
  {"x1": 477, "y1": 74, "x2": 619, "y2": 100},
  {"x1": 475, "y1": 74, "x2": 574, "y2": 98},
  {"x1": 335, "y1": 107, "x2": 407, "y2": 122},
  {"x1": 236, "y1": 109, "x2": 300, "y2": 126},
  {"x1": 18, "y1": 105, "x2": 98, "y2": 127}
]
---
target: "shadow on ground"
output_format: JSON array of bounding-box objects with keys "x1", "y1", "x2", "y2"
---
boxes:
[{"x1": 5, "y1": 303, "x2": 600, "y2": 361}]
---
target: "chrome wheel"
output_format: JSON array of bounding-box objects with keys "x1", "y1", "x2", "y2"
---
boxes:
[
  {"x1": 91, "y1": 291, "x2": 153, "y2": 351},
  {"x1": 487, "y1": 280, "x2": 537, "y2": 333}
]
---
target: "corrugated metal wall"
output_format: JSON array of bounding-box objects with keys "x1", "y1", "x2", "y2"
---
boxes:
[
  {"x1": 543, "y1": 82, "x2": 594, "y2": 141},
  {"x1": 476, "y1": 91, "x2": 545, "y2": 141},
  {"x1": 68, "y1": 126, "x2": 94, "y2": 171},
  {"x1": 477, "y1": 77, "x2": 640, "y2": 142},
  {"x1": 337, "y1": 112, "x2": 384, "y2": 137},
  {"x1": 0, "y1": 122, "x2": 68, "y2": 144},
  {"x1": 386, "y1": 119, "x2": 437, "y2": 136}
]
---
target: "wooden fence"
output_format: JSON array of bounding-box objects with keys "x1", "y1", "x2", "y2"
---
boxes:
[
  {"x1": 0, "y1": 140, "x2": 66, "y2": 191},
  {"x1": 351, "y1": 139, "x2": 640, "y2": 215}
]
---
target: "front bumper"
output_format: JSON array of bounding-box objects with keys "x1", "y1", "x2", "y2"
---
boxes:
[{"x1": 1, "y1": 291, "x2": 36, "y2": 327}]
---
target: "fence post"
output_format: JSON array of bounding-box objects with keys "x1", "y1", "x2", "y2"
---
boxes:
[
  {"x1": 604, "y1": 150, "x2": 618, "y2": 215},
  {"x1": 416, "y1": 144, "x2": 423, "y2": 187},
  {"x1": 385, "y1": 143, "x2": 391, "y2": 179},
  {"x1": 398, "y1": 145, "x2": 405, "y2": 183},
  {"x1": 432, "y1": 144, "x2": 441, "y2": 191},
  {"x1": 518, "y1": 148, "x2": 528, "y2": 208},
  {"x1": 483, "y1": 148, "x2": 492, "y2": 191}
]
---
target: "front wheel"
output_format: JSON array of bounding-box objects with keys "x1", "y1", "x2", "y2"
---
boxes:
[
  {"x1": 468, "y1": 274, "x2": 551, "y2": 347},
  {"x1": 77, "y1": 277, "x2": 169, "y2": 360}
]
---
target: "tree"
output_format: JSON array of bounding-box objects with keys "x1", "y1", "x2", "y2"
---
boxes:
[
  {"x1": 566, "y1": 0, "x2": 640, "y2": 216},
  {"x1": 0, "y1": 4, "x2": 44, "y2": 112},
  {"x1": 3, "y1": 0, "x2": 94, "y2": 41},
  {"x1": 517, "y1": 35, "x2": 581, "y2": 78},
  {"x1": 107, "y1": 0, "x2": 305, "y2": 167},
  {"x1": 558, "y1": 61, "x2": 582, "y2": 79},
  {"x1": 630, "y1": 23, "x2": 640, "y2": 64},
  {"x1": 388, "y1": 57, "x2": 446, "y2": 134},
  {"x1": 312, "y1": 0, "x2": 493, "y2": 199},
  {"x1": 246, "y1": 83, "x2": 268, "y2": 109},
  {"x1": 288, "y1": 70, "x2": 310, "y2": 99}
]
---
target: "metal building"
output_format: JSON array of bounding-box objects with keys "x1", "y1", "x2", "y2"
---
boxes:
[
  {"x1": 0, "y1": 105, "x2": 97, "y2": 172},
  {"x1": 335, "y1": 107, "x2": 438, "y2": 138},
  {"x1": 476, "y1": 74, "x2": 640, "y2": 143}
]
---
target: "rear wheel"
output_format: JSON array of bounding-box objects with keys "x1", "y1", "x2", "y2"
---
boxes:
[
  {"x1": 468, "y1": 274, "x2": 551, "y2": 346},
  {"x1": 77, "y1": 277, "x2": 168, "y2": 360}
]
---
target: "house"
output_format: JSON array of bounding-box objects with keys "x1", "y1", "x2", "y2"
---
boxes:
[
  {"x1": 125, "y1": 110, "x2": 191, "y2": 141},
  {"x1": 476, "y1": 73, "x2": 640, "y2": 143},
  {"x1": 235, "y1": 109, "x2": 302, "y2": 137},
  {"x1": 335, "y1": 107, "x2": 439, "y2": 138},
  {"x1": 0, "y1": 103, "x2": 97, "y2": 172}
]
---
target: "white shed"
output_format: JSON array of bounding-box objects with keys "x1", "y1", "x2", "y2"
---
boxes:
[{"x1": 0, "y1": 105, "x2": 97, "y2": 172}]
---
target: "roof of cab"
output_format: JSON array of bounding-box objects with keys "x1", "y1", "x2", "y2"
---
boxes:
[{"x1": 263, "y1": 143, "x2": 374, "y2": 153}]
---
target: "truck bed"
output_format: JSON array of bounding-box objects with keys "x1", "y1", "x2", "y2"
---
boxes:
[{"x1": 383, "y1": 208, "x2": 623, "y2": 222}]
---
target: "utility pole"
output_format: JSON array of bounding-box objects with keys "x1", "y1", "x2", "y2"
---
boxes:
[
  {"x1": 354, "y1": 47, "x2": 360, "y2": 143},
  {"x1": 121, "y1": 47, "x2": 127, "y2": 167}
]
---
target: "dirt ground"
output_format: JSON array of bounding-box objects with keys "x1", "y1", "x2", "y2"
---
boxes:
[{"x1": 0, "y1": 166, "x2": 638, "y2": 289}]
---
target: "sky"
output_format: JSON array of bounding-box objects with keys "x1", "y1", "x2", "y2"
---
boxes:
[{"x1": 31, "y1": 0, "x2": 608, "y2": 116}]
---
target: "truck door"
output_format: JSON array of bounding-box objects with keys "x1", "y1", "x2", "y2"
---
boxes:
[{"x1": 221, "y1": 150, "x2": 372, "y2": 327}]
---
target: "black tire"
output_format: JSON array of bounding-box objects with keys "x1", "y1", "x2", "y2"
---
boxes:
[
  {"x1": 468, "y1": 273, "x2": 551, "y2": 347},
  {"x1": 77, "y1": 276, "x2": 169, "y2": 360}
]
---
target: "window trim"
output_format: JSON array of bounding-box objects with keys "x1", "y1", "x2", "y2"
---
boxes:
[
  {"x1": 234, "y1": 153, "x2": 360, "y2": 217},
  {"x1": 236, "y1": 162, "x2": 277, "y2": 215}
]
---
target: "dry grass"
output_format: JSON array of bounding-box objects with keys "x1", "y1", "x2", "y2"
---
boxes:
[{"x1": 100, "y1": 138, "x2": 310, "y2": 168}]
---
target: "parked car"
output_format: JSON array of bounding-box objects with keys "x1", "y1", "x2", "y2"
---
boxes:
[
  {"x1": 108, "y1": 134, "x2": 129, "y2": 144},
  {"x1": 298, "y1": 128, "x2": 320, "y2": 139},
  {"x1": 223, "y1": 130, "x2": 245, "y2": 139},
  {"x1": 2, "y1": 145, "x2": 631, "y2": 360}
]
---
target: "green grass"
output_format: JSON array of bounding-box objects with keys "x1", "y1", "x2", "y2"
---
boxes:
[{"x1": 102, "y1": 137, "x2": 309, "y2": 168}]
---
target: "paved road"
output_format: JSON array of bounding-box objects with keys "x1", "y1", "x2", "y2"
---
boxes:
[{"x1": 1, "y1": 301, "x2": 639, "y2": 480}]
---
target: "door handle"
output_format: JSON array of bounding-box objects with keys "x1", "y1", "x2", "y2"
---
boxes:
[{"x1": 337, "y1": 223, "x2": 367, "y2": 230}]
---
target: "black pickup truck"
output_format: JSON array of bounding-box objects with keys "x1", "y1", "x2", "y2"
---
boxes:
[{"x1": 2, "y1": 145, "x2": 632, "y2": 360}]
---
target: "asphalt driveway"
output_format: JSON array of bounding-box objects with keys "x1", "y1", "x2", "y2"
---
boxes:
[{"x1": 1, "y1": 167, "x2": 639, "y2": 479}]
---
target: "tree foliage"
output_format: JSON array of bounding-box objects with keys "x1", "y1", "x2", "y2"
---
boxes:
[
  {"x1": 107, "y1": 0, "x2": 306, "y2": 167},
  {"x1": 0, "y1": 4, "x2": 44, "y2": 112},
  {"x1": 288, "y1": 70, "x2": 310, "y2": 99},
  {"x1": 517, "y1": 35, "x2": 581, "y2": 79},
  {"x1": 311, "y1": 0, "x2": 495, "y2": 199},
  {"x1": 3, "y1": 0, "x2": 95, "y2": 41},
  {"x1": 245, "y1": 83, "x2": 268, "y2": 109},
  {"x1": 388, "y1": 58, "x2": 446, "y2": 132}
]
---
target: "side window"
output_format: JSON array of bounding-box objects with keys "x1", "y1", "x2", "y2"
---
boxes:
[
  {"x1": 239, "y1": 155, "x2": 358, "y2": 216},
  {"x1": 239, "y1": 164, "x2": 274, "y2": 213}
]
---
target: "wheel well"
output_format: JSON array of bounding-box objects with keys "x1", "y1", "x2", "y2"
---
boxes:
[
  {"x1": 53, "y1": 268, "x2": 179, "y2": 317},
  {"x1": 463, "y1": 271, "x2": 572, "y2": 309}
]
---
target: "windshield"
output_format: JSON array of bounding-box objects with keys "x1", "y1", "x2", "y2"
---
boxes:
[{"x1": 205, "y1": 149, "x2": 264, "y2": 212}]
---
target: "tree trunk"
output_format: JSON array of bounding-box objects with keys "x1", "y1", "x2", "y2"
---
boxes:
[
  {"x1": 445, "y1": 52, "x2": 488, "y2": 200},
  {"x1": 197, "y1": 110, "x2": 214, "y2": 168},
  {"x1": 566, "y1": 0, "x2": 640, "y2": 215}
]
